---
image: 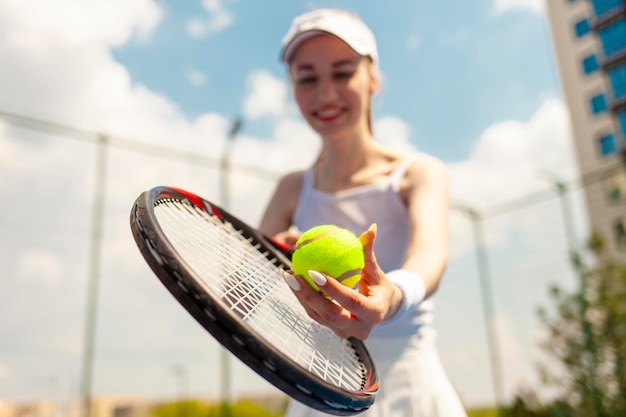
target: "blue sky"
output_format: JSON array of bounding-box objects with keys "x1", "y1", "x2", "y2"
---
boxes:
[
  {"x1": 112, "y1": 0, "x2": 559, "y2": 161},
  {"x1": 0, "y1": 0, "x2": 588, "y2": 409}
]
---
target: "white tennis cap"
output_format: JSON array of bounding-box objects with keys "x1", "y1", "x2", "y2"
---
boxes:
[{"x1": 281, "y1": 9, "x2": 379, "y2": 65}]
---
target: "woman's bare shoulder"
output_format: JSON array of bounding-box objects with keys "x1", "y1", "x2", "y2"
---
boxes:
[
  {"x1": 276, "y1": 170, "x2": 306, "y2": 194},
  {"x1": 405, "y1": 153, "x2": 447, "y2": 177}
]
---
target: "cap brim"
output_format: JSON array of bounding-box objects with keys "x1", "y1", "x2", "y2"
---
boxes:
[{"x1": 281, "y1": 30, "x2": 328, "y2": 63}]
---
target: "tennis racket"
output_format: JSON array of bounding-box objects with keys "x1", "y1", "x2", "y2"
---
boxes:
[{"x1": 130, "y1": 186, "x2": 378, "y2": 415}]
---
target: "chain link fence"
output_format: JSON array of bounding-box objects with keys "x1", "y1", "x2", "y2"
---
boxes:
[{"x1": 0, "y1": 111, "x2": 613, "y2": 415}]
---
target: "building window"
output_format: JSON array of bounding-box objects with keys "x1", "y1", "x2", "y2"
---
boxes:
[
  {"x1": 608, "y1": 63, "x2": 626, "y2": 99},
  {"x1": 591, "y1": 0, "x2": 624, "y2": 16},
  {"x1": 575, "y1": 18, "x2": 591, "y2": 37},
  {"x1": 582, "y1": 54, "x2": 600, "y2": 74},
  {"x1": 591, "y1": 93, "x2": 608, "y2": 114},
  {"x1": 599, "y1": 132, "x2": 617, "y2": 155},
  {"x1": 613, "y1": 216, "x2": 626, "y2": 250},
  {"x1": 603, "y1": 169, "x2": 626, "y2": 204},
  {"x1": 598, "y1": 17, "x2": 626, "y2": 56}
]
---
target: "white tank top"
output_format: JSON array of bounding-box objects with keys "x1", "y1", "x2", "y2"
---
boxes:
[{"x1": 292, "y1": 154, "x2": 434, "y2": 339}]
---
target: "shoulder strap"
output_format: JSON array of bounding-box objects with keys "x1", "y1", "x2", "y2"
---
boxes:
[
  {"x1": 301, "y1": 168, "x2": 315, "y2": 191},
  {"x1": 389, "y1": 154, "x2": 421, "y2": 192}
]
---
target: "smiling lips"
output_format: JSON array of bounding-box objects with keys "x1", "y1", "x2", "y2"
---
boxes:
[{"x1": 315, "y1": 105, "x2": 345, "y2": 123}]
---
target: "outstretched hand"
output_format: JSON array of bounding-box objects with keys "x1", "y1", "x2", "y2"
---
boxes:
[{"x1": 282, "y1": 224, "x2": 403, "y2": 340}]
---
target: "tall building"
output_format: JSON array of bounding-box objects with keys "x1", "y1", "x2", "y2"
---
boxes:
[{"x1": 546, "y1": 0, "x2": 626, "y2": 258}]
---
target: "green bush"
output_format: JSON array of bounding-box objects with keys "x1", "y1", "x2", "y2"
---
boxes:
[{"x1": 149, "y1": 398, "x2": 285, "y2": 417}]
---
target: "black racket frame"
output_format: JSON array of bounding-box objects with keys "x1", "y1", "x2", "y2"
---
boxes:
[{"x1": 130, "y1": 186, "x2": 378, "y2": 415}]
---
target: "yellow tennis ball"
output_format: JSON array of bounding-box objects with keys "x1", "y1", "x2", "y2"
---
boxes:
[{"x1": 292, "y1": 224, "x2": 365, "y2": 291}]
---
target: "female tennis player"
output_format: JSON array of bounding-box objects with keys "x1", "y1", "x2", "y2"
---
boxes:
[{"x1": 259, "y1": 8, "x2": 468, "y2": 417}]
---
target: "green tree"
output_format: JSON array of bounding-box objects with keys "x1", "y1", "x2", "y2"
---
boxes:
[{"x1": 511, "y1": 232, "x2": 626, "y2": 416}]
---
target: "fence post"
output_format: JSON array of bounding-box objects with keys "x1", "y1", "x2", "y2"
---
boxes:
[
  {"x1": 80, "y1": 134, "x2": 108, "y2": 417},
  {"x1": 454, "y1": 205, "x2": 506, "y2": 415}
]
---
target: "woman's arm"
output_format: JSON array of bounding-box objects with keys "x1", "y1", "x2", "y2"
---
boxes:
[
  {"x1": 259, "y1": 171, "x2": 305, "y2": 247},
  {"x1": 399, "y1": 154, "x2": 450, "y2": 299},
  {"x1": 282, "y1": 156, "x2": 450, "y2": 340}
]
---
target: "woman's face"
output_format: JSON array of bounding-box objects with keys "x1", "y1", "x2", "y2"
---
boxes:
[{"x1": 289, "y1": 34, "x2": 378, "y2": 141}]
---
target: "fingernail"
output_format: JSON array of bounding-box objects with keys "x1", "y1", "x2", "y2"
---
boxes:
[
  {"x1": 282, "y1": 270, "x2": 301, "y2": 291},
  {"x1": 308, "y1": 270, "x2": 327, "y2": 287},
  {"x1": 360, "y1": 224, "x2": 376, "y2": 246}
]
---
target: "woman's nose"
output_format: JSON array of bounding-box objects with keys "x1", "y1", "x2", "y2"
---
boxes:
[{"x1": 317, "y1": 78, "x2": 338, "y2": 102}]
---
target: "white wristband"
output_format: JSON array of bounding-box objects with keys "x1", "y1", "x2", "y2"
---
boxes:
[{"x1": 385, "y1": 269, "x2": 426, "y2": 323}]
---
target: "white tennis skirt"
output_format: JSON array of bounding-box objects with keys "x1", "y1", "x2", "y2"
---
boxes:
[{"x1": 285, "y1": 329, "x2": 467, "y2": 417}]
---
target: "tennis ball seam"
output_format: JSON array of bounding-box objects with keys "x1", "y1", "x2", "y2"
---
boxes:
[
  {"x1": 293, "y1": 227, "x2": 343, "y2": 251},
  {"x1": 335, "y1": 268, "x2": 363, "y2": 282}
]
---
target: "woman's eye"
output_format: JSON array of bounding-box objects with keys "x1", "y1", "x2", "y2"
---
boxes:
[
  {"x1": 297, "y1": 76, "x2": 317, "y2": 86},
  {"x1": 334, "y1": 71, "x2": 354, "y2": 80}
]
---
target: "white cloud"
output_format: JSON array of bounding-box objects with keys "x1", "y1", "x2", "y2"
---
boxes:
[
  {"x1": 186, "y1": 0, "x2": 235, "y2": 38},
  {"x1": 449, "y1": 99, "x2": 575, "y2": 210},
  {"x1": 374, "y1": 116, "x2": 417, "y2": 153},
  {"x1": 16, "y1": 249, "x2": 64, "y2": 285},
  {"x1": 0, "y1": 0, "x2": 168, "y2": 135},
  {"x1": 493, "y1": 0, "x2": 545, "y2": 14},
  {"x1": 184, "y1": 67, "x2": 207, "y2": 87},
  {"x1": 0, "y1": 122, "x2": 14, "y2": 160},
  {"x1": 441, "y1": 28, "x2": 471, "y2": 48},
  {"x1": 0, "y1": 1, "x2": 318, "y2": 401},
  {"x1": 406, "y1": 33, "x2": 421, "y2": 51},
  {"x1": 446, "y1": 98, "x2": 580, "y2": 263},
  {"x1": 243, "y1": 70, "x2": 288, "y2": 120},
  {"x1": 0, "y1": 362, "x2": 10, "y2": 379},
  {"x1": 0, "y1": 0, "x2": 162, "y2": 47}
]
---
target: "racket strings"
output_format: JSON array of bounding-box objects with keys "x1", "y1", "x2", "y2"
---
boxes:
[{"x1": 154, "y1": 200, "x2": 367, "y2": 392}]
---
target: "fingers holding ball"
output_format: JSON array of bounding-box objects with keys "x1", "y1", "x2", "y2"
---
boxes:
[{"x1": 291, "y1": 224, "x2": 365, "y2": 291}]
